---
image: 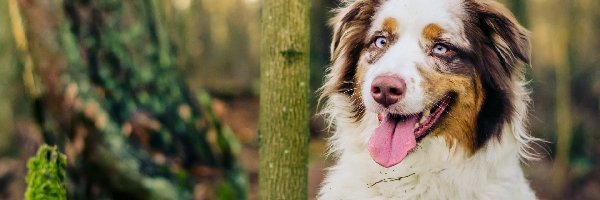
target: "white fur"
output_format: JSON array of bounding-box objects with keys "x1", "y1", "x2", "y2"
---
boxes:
[
  {"x1": 361, "y1": 0, "x2": 465, "y2": 115},
  {"x1": 318, "y1": 90, "x2": 536, "y2": 200},
  {"x1": 318, "y1": 0, "x2": 538, "y2": 199},
  {"x1": 361, "y1": 35, "x2": 427, "y2": 114}
]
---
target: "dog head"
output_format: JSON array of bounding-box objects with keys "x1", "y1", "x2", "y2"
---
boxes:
[{"x1": 322, "y1": 0, "x2": 530, "y2": 167}]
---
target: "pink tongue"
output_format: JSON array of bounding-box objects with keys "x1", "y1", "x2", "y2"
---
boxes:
[{"x1": 368, "y1": 115, "x2": 418, "y2": 168}]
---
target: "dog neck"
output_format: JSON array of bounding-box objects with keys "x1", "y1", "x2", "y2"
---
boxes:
[{"x1": 320, "y1": 87, "x2": 536, "y2": 199}]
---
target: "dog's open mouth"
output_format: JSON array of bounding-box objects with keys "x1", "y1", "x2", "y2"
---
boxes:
[{"x1": 368, "y1": 94, "x2": 454, "y2": 168}]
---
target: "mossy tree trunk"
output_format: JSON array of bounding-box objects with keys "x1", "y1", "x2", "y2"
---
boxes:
[
  {"x1": 11, "y1": 0, "x2": 245, "y2": 199},
  {"x1": 258, "y1": 0, "x2": 311, "y2": 199}
]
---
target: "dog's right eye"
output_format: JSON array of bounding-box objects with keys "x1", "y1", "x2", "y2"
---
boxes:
[
  {"x1": 432, "y1": 44, "x2": 449, "y2": 55},
  {"x1": 374, "y1": 36, "x2": 387, "y2": 48}
]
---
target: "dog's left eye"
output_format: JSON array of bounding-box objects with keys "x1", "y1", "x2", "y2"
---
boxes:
[
  {"x1": 374, "y1": 36, "x2": 387, "y2": 48},
  {"x1": 432, "y1": 44, "x2": 449, "y2": 55}
]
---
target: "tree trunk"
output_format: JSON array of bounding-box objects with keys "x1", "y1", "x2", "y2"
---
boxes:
[
  {"x1": 258, "y1": 0, "x2": 311, "y2": 199},
  {"x1": 11, "y1": 0, "x2": 245, "y2": 199}
]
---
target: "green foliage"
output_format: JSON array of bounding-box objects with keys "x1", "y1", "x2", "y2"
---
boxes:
[
  {"x1": 25, "y1": 145, "x2": 67, "y2": 200},
  {"x1": 31, "y1": 0, "x2": 247, "y2": 198}
]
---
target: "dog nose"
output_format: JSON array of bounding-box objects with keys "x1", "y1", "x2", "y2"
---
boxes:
[{"x1": 371, "y1": 75, "x2": 406, "y2": 107}]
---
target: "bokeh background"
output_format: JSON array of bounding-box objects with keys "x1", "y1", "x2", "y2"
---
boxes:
[{"x1": 0, "y1": 0, "x2": 599, "y2": 199}]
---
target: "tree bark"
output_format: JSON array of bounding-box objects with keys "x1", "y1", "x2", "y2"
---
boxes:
[
  {"x1": 259, "y1": 0, "x2": 311, "y2": 199},
  {"x1": 11, "y1": 0, "x2": 245, "y2": 199}
]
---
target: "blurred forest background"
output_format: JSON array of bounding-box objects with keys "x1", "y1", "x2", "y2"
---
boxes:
[{"x1": 0, "y1": 0, "x2": 599, "y2": 199}]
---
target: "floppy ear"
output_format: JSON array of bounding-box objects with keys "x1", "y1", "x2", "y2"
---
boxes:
[
  {"x1": 483, "y1": 9, "x2": 530, "y2": 67},
  {"x1": 463, "y1": 0, "x2": 531, "y2": 148},
  {"x1": 467, "y1": 0, "x2": 530, "y2": 73},
  {"x1": 323, "y1": 0, "x2": 381, "y2": 96},
  {"x1": 329, "y1": 0, "x2": 378, "y2": 62}
]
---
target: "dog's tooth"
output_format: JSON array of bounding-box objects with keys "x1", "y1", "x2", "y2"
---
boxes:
[
  {"x1": 423, "y1": 109, "x2": 431, "y2": 117},
  {"x1": 414, "y1": 123, "x2": 419, "y2": 129},
  {"x1": 418, "y1": 110, "x2": 430, "y2": 124},
  {"x1": 419, "y1": 114, "x2": 427, "y2": 124}
]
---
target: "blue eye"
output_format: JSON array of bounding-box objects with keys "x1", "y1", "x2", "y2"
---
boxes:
[
  {"x1": 432, "y1": 44, "x2": 449, "y2": 55},
  {"x1": 374, "y1": 37, "x2": 387, "y2": 48}
]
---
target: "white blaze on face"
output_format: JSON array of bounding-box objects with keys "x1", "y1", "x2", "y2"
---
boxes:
[{"x1": 361, "y1": 0, "x2": 465, "y2": 114}]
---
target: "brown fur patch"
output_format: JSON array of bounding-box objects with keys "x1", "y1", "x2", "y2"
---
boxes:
[
  {"x1": 322, "y1": 0, "x2": 383, "y2": 120},
  {"x1": 366, "y1": 32, "x2": 397, "y2": 64},
  {"x1": 365, "y1": 18, "x2": 399, "y2": 64},
  {"x1": 420, "y1": 67, "x2": 484, "y2": 154},
  {"x1": 464, "y1": 0, "x2": 530, "y2": 65},
  {"x1": 421, "y1": 0, "x2": 530, "y2": 151},
  {"x1": 351, "y1": 59, "x2": 371, "y2": 116},
  {"x1": 461, "y1": 0, "x2": 530, "y2": 148},
  {"x1": 422, "y1": 23, "x2": 444, "y2": 41},
  {"x1": 382, "y1": 17, "x2": 398, "y2": 33}
]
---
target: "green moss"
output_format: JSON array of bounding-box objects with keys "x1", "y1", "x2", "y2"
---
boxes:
[{"x1": 25, "y1": 145, "x2": 67, "y2": 200}]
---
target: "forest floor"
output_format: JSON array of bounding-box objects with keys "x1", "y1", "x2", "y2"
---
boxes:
[{"x1": 212, "y1": 97, "x2": 332, "y2": 200}]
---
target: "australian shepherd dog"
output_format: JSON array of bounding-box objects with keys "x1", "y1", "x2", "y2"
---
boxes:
[{"x1": 318, "y1": 0, "x2": 540, "y2": 199}]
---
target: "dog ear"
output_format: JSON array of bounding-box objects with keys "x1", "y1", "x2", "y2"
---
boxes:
[
  {"x1": 329, "y1": 1, "x2": 377, "y2": 61},
  {"x1": 467, "y1": 0, "x2": 531, "y2": 72},
  {"x1": 464, "y1": 0, "x2": 531, "y2": 148},
  {"x1": 324, "y1": 0, "x2": 381, "y2": 96}
]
